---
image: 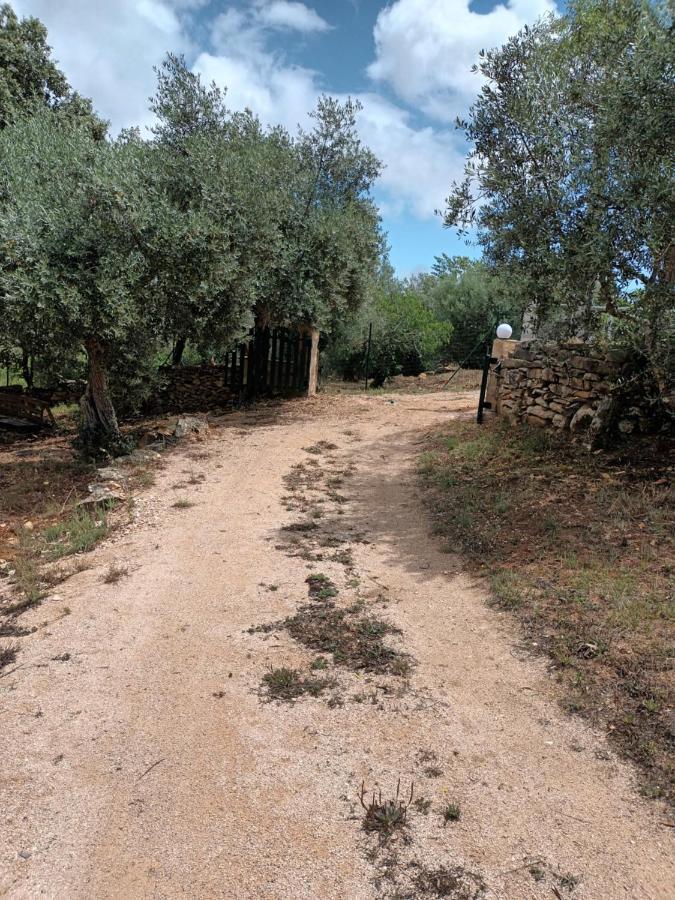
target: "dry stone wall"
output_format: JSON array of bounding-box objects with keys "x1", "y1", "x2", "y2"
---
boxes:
[
  {"x1": 493, "y1": 340, "x2": 652, "y2": 443},
  {"x1": 152, "y1": 366, "x2": 234, "y2": 413}
]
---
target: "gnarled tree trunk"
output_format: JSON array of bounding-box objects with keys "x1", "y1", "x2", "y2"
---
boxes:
[{"x1": 79, "y1": 337, "x2": 127, "y2": 456}]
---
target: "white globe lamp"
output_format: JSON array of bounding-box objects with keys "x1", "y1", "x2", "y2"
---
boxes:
[{"x1": 496, "y1": 323, "x2": 513, "y2": 340}]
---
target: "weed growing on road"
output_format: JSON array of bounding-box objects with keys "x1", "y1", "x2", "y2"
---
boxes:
[
  {"x1": 262, "y1": 666, "x2": 334, "y2": 702},
  {"x1": 303, "y1": 441, "x2": 338, "y2": 455},
  {"x1": 0, "y1": 642, "x2": 18, "y2": 670},
  {"x1": 306, "y1": 573, "x2": 338, "y2": 600},
  {"x1": 442, "y1": 802, "x2": 461, "y2": 824},
  {"x1": 413, "y1": 797, "x2": 432, "y2": 815},
  {"x1": 285, "y1": 603, "x2": 409, "y2": 675},
  {"x1": 359, "y1": 779, "x2": 414, "y2": 840},
  {"x1": 103, "y1": 563, "x2": 129, "y2": 584},
  {"x1": 412, "y1": 864, "x2": 486, "y2": 898},
  {"x1": 259, "y1": 442, "x2": 414, "y2": 705}
]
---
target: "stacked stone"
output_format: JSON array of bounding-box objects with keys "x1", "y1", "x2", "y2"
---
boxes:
[
  {"x1": 155, "y1": 365, "x2": 234, "y2": 412},
  {"x1": 496, "y1": 341, "x2": 631, "y2": 433}
]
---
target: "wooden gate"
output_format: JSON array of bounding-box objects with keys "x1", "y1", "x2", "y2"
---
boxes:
[{"x1": 221, "y1": 326, "x2": 312, "y2": 399}]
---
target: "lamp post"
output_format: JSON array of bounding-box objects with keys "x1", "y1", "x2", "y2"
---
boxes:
[{"x1": 477, "y1": 323, "x2": 512, "y2": 424}]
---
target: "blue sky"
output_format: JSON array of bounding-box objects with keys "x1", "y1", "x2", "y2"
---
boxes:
[{"x1": 15, "y1": 0, "x2": 557, "y2": 274}]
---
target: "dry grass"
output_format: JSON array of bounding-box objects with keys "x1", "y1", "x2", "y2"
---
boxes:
[
  {"x1": 0, "y1": 642, "x2": 19, "y2": 670},
  {"x1": 102, "y1": 562, "x2": 129, "y2": 584},
  {"x1": 284, "y1": 601, "x2": 411, "y2": 676},
  {"x1": 419, "y1": 419, "x2": 674, "y2": 803},
  {"x1": 413, "y1": 865, "x2": 486, "y2": 898}
]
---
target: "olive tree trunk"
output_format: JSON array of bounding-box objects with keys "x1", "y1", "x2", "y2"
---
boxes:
[
  {"x1": 172, "y1": 335, "x2": 187, "y2": 366},
  {"x1": 21, "y1": 348, "x2": 33, "y2": 389},
  {"x1": 79, "y1": 337, "x2": 127, "y2": 456}
]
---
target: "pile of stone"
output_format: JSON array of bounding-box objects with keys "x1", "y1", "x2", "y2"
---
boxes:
[{"x1": 494, "y1": 340, "x2": 652, "y2": 440}]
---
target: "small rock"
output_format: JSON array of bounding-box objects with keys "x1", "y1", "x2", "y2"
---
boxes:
[
  {"x1": 569, "y1": 404, "x2": 595, "y2": 432},
  {"x1": 127, "y1": 448, "x2": 161, "y2": 465},
  {"x1": 97, "y1": 466, "x2": 127, "y2": 482},
  {"x1": 173, "y1": 416, "x2": 209, "y2": 440},
  {"x1": 18, "y1": 850, "x2": 31, "y2": 860},
  {"x1": 23, "y1": 521, "x2": 34, "y2": 531},
  {"x1": 78, "y1": 483, "x2": 125, "y2": 507}
]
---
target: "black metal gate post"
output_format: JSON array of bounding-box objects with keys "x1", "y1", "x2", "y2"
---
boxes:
[
  {"x1": 363, "y1": 322, "x2": 372, "y2": 391},
  {"x1": 476, "y1": 338, "x2": 497, "y2": 424}
]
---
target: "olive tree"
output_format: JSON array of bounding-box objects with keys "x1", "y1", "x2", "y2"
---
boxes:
[
  {"x1": 445, "y1": 0, "x2": 674, "y2": 395},
  {"x1": 0, "y1": 109, "x2": 156, "y2": 453}
]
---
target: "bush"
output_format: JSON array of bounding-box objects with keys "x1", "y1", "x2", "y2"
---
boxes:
[
  {"x1": 327, "y1": 287, "x2": 451, "y2": 386},
  {"x1": 426, "y1": 258, "x2": 523, "y2": 366}
]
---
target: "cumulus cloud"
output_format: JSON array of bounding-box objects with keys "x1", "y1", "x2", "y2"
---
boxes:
[
  {"x1": 194, "y1": 52, "x2": 318, "y2": 134},
  {"x1": 256, "y1": 1, "x2": 332, "y2": 33},
  {"x1": 14, "y1": 0, "x2": 192, "y2": 133},
  {"x1": 354, "y1": 95, "x2": 464, "y2": 219},
  {"x1": 368, "y1": 0, "x2": 555, "y2": 122},
  {"x1": 196, "y1": 8, "x2": 460, "y2": 218}
]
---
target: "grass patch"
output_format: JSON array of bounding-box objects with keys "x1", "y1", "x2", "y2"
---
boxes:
[
  {"x1": 262, "y1": 666, "x2": 334, "y2": 702},
  {"x1": 9, "y1": 552, "x2": 46, "y2": 605},
  {"x1": 282, "y1": 520, "x2": 319, "y2": 533},
  {"x1": 172, "y1": 498, "x2": 194, "y2": 509},
  {"x1": 284, "y1": 602, "x2": 409, "y2": 675},
  {"x1": 305, "y1": 573, "x2": 339, "y2": 600},
  {"x1": 419, "y1": 419, "x2": 675, "y2": 804},
  {"x1": 303, "y1": 441, "x2": 338, "y2": 455},
  {"x1": 442, "y1": 802, "x2": 461, "y2": 823},
  {"x1": 43, "y1": 508, "x2": 108, "y2": 559}
]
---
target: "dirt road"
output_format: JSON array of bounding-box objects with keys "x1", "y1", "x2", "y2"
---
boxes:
[{"x1": 1, "y1": 391, "x2": 672, "y2": 899}]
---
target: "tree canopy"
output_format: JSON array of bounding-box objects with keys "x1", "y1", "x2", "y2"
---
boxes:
[
  {"x1": 0, "y1": 25, "x2": 383, "y2": 454},
  {"x1": 444, "y1": 0, "x2": 674, "y2": 389}
]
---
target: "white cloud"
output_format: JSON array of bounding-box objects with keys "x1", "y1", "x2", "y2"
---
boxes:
[
  {"x1": 256, "y1": 1, "x2": 331, "y2": 33},
  {"x1": 354, "y1": 94, "x2": 464, "y2": 219},
  {"x1": 194, "y1": 51, "x2": 318, "y2": 134},
  {"x1": 369, "y1": 0, "x2": 555, "y2": 122},
  {"x1": 14, "y1": 0, "x2": 192, "y2": 133}
]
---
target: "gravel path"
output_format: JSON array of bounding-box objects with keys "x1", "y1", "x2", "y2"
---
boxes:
[{"x1": 1, "y1": 391, "x2": 672, "y2": 899}]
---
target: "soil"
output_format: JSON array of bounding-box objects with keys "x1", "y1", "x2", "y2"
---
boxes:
[{"x1": 1, "y1": 390, "x2": 673, "y2": 899}]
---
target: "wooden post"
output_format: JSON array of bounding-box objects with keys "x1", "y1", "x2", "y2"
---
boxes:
[{"x1": 306, "y1": 326, "x2": 320, "y2": 397}]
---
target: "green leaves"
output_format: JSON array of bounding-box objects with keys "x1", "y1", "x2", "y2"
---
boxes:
[
  {"x1": 0, "y1": 43, "x2": 384, "y2": 446},
  {"x1": 444, "y1": 0, "x2": 673, "y2": 387}
]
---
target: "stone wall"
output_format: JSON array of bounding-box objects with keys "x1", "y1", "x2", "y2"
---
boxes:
[
  {"x1": 151, "y1": 366, "x2": 235, "y2": 413},
  {"x1": 492, "y1": 340, "x2": 654, "y2": 443}
]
